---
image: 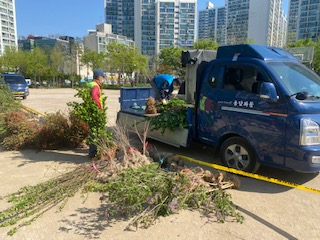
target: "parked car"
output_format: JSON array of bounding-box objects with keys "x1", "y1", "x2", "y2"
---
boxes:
[{"x1": 1, "y1": 73, "x2": 29, "y2": 99}]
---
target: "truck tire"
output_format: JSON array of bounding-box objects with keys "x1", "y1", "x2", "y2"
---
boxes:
[{"x1": 220, "y1": 137, "x2": 260, "y2": 173}]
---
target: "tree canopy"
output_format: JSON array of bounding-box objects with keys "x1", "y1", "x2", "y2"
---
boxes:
[
  {"x1": 193, "y1": 38, "x2": 219, "y2": 50},
  {"x1": 286, "y1": 38, "x2": 320, "y2": 74}
]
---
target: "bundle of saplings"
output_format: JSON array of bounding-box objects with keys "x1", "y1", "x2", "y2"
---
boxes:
[{"x1": 147, "y1": 98, "x2": 188, "y2": 134}]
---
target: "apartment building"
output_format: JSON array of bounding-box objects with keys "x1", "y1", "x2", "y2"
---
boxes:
[
  {"x1": 198, "y1": 0, "x2": 287, "y2": 47},
  {"x1": 155, "y1": 0, "x2": 196, "y2": 54},
  {"x1": 198, "y1": 2, "x2": 226, "y2": 45},
  {"x1": 227, "y1": 0, "x2": 286, "y2": 47},
  {"x1": 83, "y1": 23, "x2": 134, "y2": 53},
  {"x1": 105, "y1": 0, "x2": 196, "y2": 59},
  {"x1": 134, "y1": 0, "x2": 156, "y2": 57},
  {"x1": 0, "y1": 0, "x2": 17, "y2": 54},
  {"x1": 287, "y1": 0, "x2": 320, "y2": 44},
  {"x1": 105, "y1": 0, "x2": 135, "y2": 40}
]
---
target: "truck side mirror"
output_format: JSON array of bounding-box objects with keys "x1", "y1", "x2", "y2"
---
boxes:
[{"x1": 260, "y1": 82, "x2": 279, "y2": 102}]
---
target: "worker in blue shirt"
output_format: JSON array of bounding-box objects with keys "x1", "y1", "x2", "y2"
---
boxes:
[{"x1": 150, "y1": 74, "x2": 182, "y2": 103}]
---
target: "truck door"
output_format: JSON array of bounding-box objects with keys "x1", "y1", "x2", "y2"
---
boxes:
[{"x1": 197, "y1": 62, "x2": 287, "y2": 167}]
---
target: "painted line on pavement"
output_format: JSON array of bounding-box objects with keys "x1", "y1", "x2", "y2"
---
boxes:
[
  {"x1": 22, "y1": 105, "x2": 47, "y2": 117},
  {"x1": 178, "y1": 155, "x2": 320, "y2": 195}
]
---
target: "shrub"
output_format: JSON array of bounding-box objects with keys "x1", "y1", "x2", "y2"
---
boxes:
[
  {"x1": 35, "y1": 112, "x2": 70, "y2": 149},
  {"x1": 67, "y1": 87, "x2": 113, "y2": 148},
  {"x1": 66, "y1": 112, "x2": 89, "y2": 148},
  {"x1": 1, "y1": 110, "x2": 89, "y2": 150},
  {"x1": 35, "y1": 111, "x2": 89, "y2": 150},
  {"x1": 0, "y1": 88, "x2": 22, "y2": 140},
  {"x1": 0, "y1": 87, "x2": 20, "y2": 113},
  {"x1": 1, "y1": 110, "x2": 39, "y2": 150}
]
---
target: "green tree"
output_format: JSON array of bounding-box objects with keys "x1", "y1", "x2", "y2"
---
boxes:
[
  {"x1": 193, "y1": 38, "x2": 219, "y2": 50},
  {"x1": 27, "y1": 47, "x2": 49, "y2": 83},
  {"x1": 313, "y1": 39, "x2": 320, "y2": 74},
  {"x1": 245, "y1": 38, "x2": 255, "y2": 44},
  {"x1": 49, "y1": 44, "x2": 65, "y2": 85},
  {"x1": 106, "y1": 42, "x2": 148, "y2": 84},
  {"x1": 1, "y1": 46, "x2": 19, "y2": 72},
  {"x1": 285, "y1": 38, "x2": 320, "y2": 73},
  {"x1": 15, "y1": 50, "x2": 31, "y2": 75},
  {"x1": 0, "y1": 47, "x2": 31, "y2": 75},
  {"x1": 68, "y1": 41, "x2": 82, "y2": 87},
  {"x1": 81, "y1": 49, "x2": 107, "y2": 73},
  {"x1": 286, "y1": 38, "x2": 315, "y2": 48},
  {"x1": 158, "y1": 46, "x2": 184, "y2": 77},
  {"x1": 106, "y1": 42, "x2": 128, "y2": 82}
]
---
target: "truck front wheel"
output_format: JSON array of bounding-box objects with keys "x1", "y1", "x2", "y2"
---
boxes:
[{"x1": 220, "y1": 137, "x2": 260, "y2": 173}]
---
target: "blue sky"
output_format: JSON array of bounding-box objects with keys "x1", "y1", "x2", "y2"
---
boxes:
[{"x1": 15, "y1": 0, "x2": 289, "y2": 38}]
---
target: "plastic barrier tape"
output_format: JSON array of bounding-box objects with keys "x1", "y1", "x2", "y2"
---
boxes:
[
  {"x1": 22, "y1": 105, "x2": 47, "y2": 117},
  {"x1": 177, "y1": 155, "x2": 320, "y2": 195}
]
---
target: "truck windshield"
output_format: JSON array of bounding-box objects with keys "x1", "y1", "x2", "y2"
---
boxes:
[
  {"x1": 267, "y1": 62, "x2": 320, "y2": 97},
  {"x1": 4, "y1": 75, "x2": 26, "y2": 84}
]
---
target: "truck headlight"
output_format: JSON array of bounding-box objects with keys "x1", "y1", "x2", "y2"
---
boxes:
[{"x1": 300, "y1": 118, "x2": 320, "y2": 146}]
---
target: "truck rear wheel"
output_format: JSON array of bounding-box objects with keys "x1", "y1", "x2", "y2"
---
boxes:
[{"x1": 220, "y1": 137, "x2": 260, "y2": 173}]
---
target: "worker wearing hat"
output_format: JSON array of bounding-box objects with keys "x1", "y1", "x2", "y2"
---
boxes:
[
  {"x1": 87, "y1": 69, "x2": 106, "y2": 109},
  {"x1": 87, "y1": 69, "x2": 106, "y2": 158}
]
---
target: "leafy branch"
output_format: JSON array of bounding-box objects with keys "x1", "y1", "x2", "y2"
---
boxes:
[
  {"x1": 148, "y1": 98, "x2": 188, "y2": 134},
  {"x1": 0, "y1": 164, "x2": 98, "y2": 235},
  {"x1": 67, "y1": 87, "x2": 113, "y2": 148}
]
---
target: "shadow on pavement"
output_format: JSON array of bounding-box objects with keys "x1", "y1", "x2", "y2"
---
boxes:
[
  {"x1": 59, "y1": 204, "x2": 111, "y2": 239},
  {"x1": 235, "y1": 205, "x2": 299, "y2": 240},
  {"x1": 9, "y1": 148, "x2": 89, "y2": 167},
  {"x1": 59, "y1": 202, "x2": 138, "y2": 239}
]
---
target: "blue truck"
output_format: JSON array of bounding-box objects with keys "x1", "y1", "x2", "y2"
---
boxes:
[
  {"x1": 1, "y1": 73, "x2": 29, "y2": 99},
  {"x1": 117, "y1": 44, "x2": 320, "y2": 173}
]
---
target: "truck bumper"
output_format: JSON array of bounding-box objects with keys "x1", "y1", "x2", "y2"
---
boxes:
[
  {"x1": 12, "y1": 91, "x2": 28, "y2": 98},
  {"x1": 286, "y1": 146, "x2": 320, "y2": 173}
]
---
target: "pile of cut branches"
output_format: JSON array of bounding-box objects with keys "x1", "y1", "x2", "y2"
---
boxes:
[
  {"x1": 0, "y1": 133, "x2": 243, "y2": 236},
  {"x1": 86, "y1": 162, "x2": 243, "y2": 231}
]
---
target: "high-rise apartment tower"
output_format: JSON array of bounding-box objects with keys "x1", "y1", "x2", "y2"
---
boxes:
[
  {"x1": 198, "y1": 2, "x2": 226, "y2": 45},
  {"x1": 287, "y1": 0, "x2": 320, "y2": 44},
  {"x1": 105, "y1": 0, "x2": 196, "y2": 59},
  {"x1": 0, "y1": 0, "x2": 17, "y2": 54},
  {"x1": 198, "y1": 0, "x2": 287, "y2": 47}
]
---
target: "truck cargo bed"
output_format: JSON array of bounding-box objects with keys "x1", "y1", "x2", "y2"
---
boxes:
[{"x1": 117, "y1": 111, "x2": 189, "y2": 148}]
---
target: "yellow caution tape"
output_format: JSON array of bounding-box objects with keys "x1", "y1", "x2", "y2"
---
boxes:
[
  {"x1": 22, "y1": 105, "x2": 47, "y2": 117},
  {"x1": 177, "y1": 155, "x2": 320, "y2": 195}
]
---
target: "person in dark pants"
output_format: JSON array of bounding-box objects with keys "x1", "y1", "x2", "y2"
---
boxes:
[
  {"x1": 87, "y1": 69, "x2": 105, "y2": 158},
  {"x1": 150, "y1": 74, "x2": 182, "y2": 103}
]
